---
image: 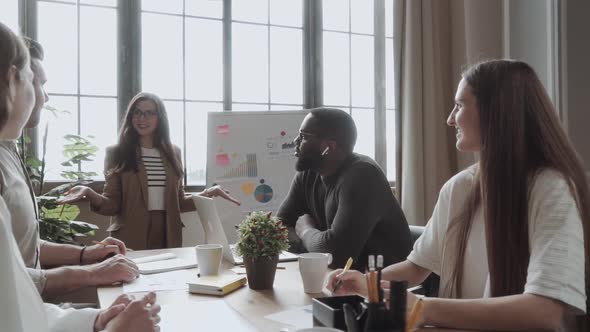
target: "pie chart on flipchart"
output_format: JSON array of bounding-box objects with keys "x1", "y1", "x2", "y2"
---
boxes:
[{"x1": 254, "y1": 184, "x2": 273, "y2": 203}]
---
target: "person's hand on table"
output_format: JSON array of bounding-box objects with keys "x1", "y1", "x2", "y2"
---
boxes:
[
  {"x1": 100, "y1": 292, "x2": 161, "y2": 332},
  {"x1": 93, "y1": 294, "x2": 135, "y2": 331},
  {"x1": 295, "y1": 215, "x2": 316, "y2": 239},
  {"x1": 87, "y1": 254, "x2": 139, "y2": 285},
  {"x1": 325, "y1": 269, "x2": 367, "y2": 297},
  {"x1": 82, "y1": 237, "x2": 128, "y2": 264},
  {"x1": 200, "y1": 185, "x2": 241, "y2": 206}
]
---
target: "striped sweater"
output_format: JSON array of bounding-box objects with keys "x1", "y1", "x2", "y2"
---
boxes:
[{"x1": 141, "y1": 147, "x2": 166, "y2": 211}]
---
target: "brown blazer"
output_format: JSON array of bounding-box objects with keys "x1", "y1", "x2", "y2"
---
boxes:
[{"x1": 92, "y1": 145, "x2": 195, "y2": 250}]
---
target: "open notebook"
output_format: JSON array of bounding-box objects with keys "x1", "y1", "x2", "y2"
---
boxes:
[
  {"x1": 193, "y1": 195, "x2": 299, "y2": 265},
  {"x1": 132, "y1": 253, "x2": 197, "y2": 274}
]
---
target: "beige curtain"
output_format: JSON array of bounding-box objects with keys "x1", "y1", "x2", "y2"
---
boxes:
[{"x1": 394, "y1": 0, "x2": 503, "y2": 225}]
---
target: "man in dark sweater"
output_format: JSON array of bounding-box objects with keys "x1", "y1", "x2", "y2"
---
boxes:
[{"x1": 277, "y1": 108, "x2": 411, "y2": 270}]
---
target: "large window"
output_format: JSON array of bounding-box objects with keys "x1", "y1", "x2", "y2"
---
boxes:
[
  {"x1": 141, "y1": 0, "x2": 225, "y2": 185},
  {"x1": 141, "y1": 0, "x2": 303, "y2": 185},
  {"x1": 323, "y1": 0, "x2": 396, "y2": 180},
  {"x1": 231, "y1": 0, "x2": 303, "y2": 111},
  {"x1": 37, "y1": 0, "x2": 118, "y2": 180},
  {"x1": 385, "y1": 0, "x2": 396, "y2": 181},
  {"x1": 19, "y1": 0, "x2": 396, "y2": 185},
  {"x1": 0, "y1": 0, "x2": 19, "y2": 33}
]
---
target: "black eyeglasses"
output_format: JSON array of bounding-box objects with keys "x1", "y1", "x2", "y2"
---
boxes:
[
  {"x1": 295, "y1": 131, "x2": 321, "y2": 142},
  {"x1": 132, "y1": 109, "x2": 158, "y2": 119}
]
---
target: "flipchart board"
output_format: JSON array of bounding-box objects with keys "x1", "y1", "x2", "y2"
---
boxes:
[{"x1": 206, "y1": 110, "x2": 309, "y2": 243}]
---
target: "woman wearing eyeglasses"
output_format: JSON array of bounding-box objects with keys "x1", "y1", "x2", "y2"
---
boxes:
[{"x1": 60, "y1": 92, "x2": 240, "y2": 250}]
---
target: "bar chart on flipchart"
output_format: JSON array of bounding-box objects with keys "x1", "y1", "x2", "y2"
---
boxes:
[{"x1": 206, "y1": 110, "x2": 308, "y2": 242}]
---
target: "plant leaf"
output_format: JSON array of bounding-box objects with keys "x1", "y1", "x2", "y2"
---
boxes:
[{"x1": 41, "y1": 204, "x2": 80, "y2": 221}]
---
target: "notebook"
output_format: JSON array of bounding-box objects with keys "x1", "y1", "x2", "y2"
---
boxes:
[
  {"x1": 187, "y1": 272, "x2": 247, "y2": 296},
  {"x1": 132, "y1": 253, "x2": 198, "y2": 274},
  {"x1": 193, "y1": 195, "x2": 299, "y2": 265}
]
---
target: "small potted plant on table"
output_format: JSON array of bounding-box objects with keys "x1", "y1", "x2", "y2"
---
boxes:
[{"x1": 235, "y1": 211, "x2": 289, "y2": 290}]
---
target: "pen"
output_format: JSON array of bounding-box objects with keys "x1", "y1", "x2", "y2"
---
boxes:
[
  {"x1": 367, "y1": 270, "x2": 378, "y2": 303},
  {"x1": 332, "y1": 257, "x2": 353, "y2": 293},
  {"x1": 376, "y1": 255, "x2": 383, "y2": 302},
  {"x1": 366, "y1": 255, "x2": 379, "y2": 303}
]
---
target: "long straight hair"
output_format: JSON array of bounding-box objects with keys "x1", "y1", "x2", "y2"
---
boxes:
[
  {"x1": 449, "y1": 60, "x2": 590, "y2": 321},
  {"x1": 0, "y1": 23, "x2": 30, "y2": 131},
  {"x1": 109, "y1": 92, "x2": 183, "y2": 176}
]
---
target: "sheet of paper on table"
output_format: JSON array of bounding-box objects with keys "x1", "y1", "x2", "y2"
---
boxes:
[
  {"x1": 159, "y1": 300, "x2": 258, "y2": 332},
  {"x1": 264, "y1": 305, "x2": 314, "y2": 329},
  {"x1": 123, "y1": 269, "x2": 195, "y2": 293}
]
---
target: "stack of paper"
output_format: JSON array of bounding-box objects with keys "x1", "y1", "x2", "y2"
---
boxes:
[
  {"x1": 123, "y1": 269, "x2": 194, "y2": 293},
  {"x1": 265, "y1": 305, "x2": 314, "y2": 329},
  {"x1": 159, "y1": 300, "x2": 257, "y2": 332}
]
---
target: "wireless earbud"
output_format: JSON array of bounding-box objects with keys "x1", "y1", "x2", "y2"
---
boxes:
[{"x1": 321, "y1": 146, "x2": 330, "y2": 156}]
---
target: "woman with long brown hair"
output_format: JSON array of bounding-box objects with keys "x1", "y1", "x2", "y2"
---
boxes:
[
  {"x1": 61, "y1": 92, "x2": 240, "y2": 250},
  {"x1": 327, "y1": 59, "x2": 589, "y2": 331}
]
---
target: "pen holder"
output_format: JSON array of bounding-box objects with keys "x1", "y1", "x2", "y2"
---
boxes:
[
  {"x1": 363, "y1": 302, "x2": 397, "y2": 332},
  {"x1": 387, "y1": 280, "x2": 407, "y2": 330},
  {"x1": 342, "y1": 302, "x2": 366, "y2": 332},
  {"x1": 342, "y1": 280, "x2": 407, "y2": 332},
  {"x1": 312, "y1": 295, "x2": 365, "y2": 330},
  {"x1": 343, "y1": 302, "x2": 402, "y2": 332}
]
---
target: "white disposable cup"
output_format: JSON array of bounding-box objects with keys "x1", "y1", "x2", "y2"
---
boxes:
[
  {"x1": 196, "y1": 244, "x2": 223, "y2": 276},
  {"x1": 298, "y1": 253, "x2": 333, "y2": 293}
]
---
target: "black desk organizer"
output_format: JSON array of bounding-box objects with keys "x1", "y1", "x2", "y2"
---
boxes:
[{"x1": 312, "y1": 281, "x2": 407, "y2": 332}]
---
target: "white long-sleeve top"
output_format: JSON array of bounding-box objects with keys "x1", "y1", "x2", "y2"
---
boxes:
[{"x1": 0, "y1": 197, "x2": 99, "y2": 332}]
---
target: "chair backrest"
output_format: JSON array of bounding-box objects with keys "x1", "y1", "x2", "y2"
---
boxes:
[
  {"x1": 409, "y1": 225, "x2": 425, "y2": 245},
  {"x1": 407, "y1": 225, "x2": 440, "y2": 297}
]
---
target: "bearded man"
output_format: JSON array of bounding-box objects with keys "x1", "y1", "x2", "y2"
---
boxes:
[{"x1": 276, "y1": 108, "x2": 411, "y2": 270}]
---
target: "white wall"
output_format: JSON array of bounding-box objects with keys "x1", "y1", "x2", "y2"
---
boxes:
[
  {"x1": 506, "y1": 0, "x2": 555, "y2": 96},
  {"x1": 563, "y1": 0, "x2": 590, "y2": 170},
  {"x1": 504, "y1": 0, "x2": 590, "y2": 171},
  {"x1": 451, "y1": 0, "x2": 504, "y2": 170}
]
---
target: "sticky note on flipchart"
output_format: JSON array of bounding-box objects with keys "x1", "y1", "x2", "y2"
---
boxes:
[
  {"x1": 241, "y1": 182, "x2": 255, "y2": 195},
  {"x1": 217, "y1": 124, "x2": 230, "y2": 135},
  {"x1": 216, "y1": 153, "x2": 230, "y2": 166}
]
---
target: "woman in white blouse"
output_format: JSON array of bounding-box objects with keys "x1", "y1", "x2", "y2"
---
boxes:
[{"x1": 327, "y1": 60, "x2": 589, "y2": 331}]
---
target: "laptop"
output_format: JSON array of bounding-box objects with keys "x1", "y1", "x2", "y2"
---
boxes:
[{"x1": 192, "y1": 195, "x2": 298, "y2": 265}]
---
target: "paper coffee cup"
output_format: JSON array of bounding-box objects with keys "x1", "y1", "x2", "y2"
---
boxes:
[{"x1": 196, "y1": 244, "x2": 223, "y2": 276}]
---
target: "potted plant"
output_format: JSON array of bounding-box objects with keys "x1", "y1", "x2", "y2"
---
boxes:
[
  {"x1": 235, "y1": 211, "x2": 289, "y2": 290},
  {"x1": 19, "y1": 107, "x2": 99, "y2": 244}
]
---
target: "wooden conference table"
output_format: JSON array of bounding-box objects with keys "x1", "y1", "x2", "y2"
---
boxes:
[{"x1": 97, "y1": 247, "x2": 479, "y2": 332}]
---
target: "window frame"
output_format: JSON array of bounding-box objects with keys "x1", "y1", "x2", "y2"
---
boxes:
[{"x1": 16, "y1": 0, "x2": 396, "y2": 190}]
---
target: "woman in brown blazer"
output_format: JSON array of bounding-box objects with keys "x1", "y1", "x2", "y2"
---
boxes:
[{"x1": 60, "y1": 92, "x2": 239, "y2": 250}]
